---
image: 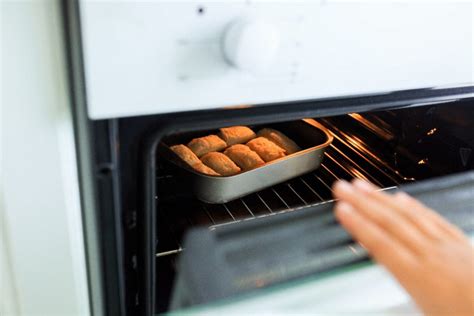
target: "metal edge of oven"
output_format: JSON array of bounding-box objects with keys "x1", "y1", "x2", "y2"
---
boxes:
[
  {"x1": 62, "y1": 2, "x2": 474, "y2": 316},
  {"x1": 169, "y1": 171, "x2": 474, "y2": 311},
  {"x1": 61, "y1": 2, "x2": 118, "y2": 316},
  {"x1": 61, "y1": 1, "x2": 152, "y2": 316}
]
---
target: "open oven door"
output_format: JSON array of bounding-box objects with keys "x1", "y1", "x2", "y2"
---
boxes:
[{"x1": 170, "y1": 171, "x2": 474, "y2": 314}]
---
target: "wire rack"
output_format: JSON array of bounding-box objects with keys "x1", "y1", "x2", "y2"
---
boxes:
[{"x1": 155, "y1": 117, "x2": 416, "y2": 257}]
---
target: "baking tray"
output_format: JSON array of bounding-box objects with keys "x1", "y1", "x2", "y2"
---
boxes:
[{"x1": 159, "y1": 119, "x2": 333, "y2": 204}]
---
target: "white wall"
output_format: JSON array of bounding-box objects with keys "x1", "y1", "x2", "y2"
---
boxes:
[{"x1": 1, "y1": 1, "x2": 89, "y2": 315}]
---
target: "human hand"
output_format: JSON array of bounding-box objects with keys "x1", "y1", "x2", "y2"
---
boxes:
[{"x1": 332, "y1": 179, "x2": 474, "y2": 316}]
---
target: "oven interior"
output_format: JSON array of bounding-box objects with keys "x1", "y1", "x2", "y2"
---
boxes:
[
  {"x1": 111, "y1": 100, "x2": 474, "y2": 314},
  {"x1": 136, "y1": 101, "x2": 473, "y2": 312}
]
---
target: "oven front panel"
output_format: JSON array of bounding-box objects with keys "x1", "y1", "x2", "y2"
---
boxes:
[{"x1": 80, "y1": 1, "x2": 473, "y2": 119}]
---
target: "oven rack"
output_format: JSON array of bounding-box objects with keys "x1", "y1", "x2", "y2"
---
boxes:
[{"x1": 155, "y1": 118, "x2": 416, "y2": 257}]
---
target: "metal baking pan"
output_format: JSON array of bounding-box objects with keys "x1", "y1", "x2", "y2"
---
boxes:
[{"x1": 159, "y1": 119, "x2": 333, "y2": 204}]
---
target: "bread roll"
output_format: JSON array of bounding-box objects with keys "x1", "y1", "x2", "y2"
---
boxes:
[
  {"x1": 218, "y1": 126, "x2": 256, "y2": 146},
  {"x1": 257, "y1": 128, "x2": 300, "y2": 154},
  {"x1": 192, "y1": 162, "x2": 221, "y2": 176},
  {"x1": 224, "y1": 144, "x2": 265, "y2": 171},
  {"x1": 170, "y1": 144, "x2": 220, "y2": 176},
  {"x1": 246, "y1": 137, "x2": 286, "y2": 162},
  {"x1": 170, "y1": 144, "x2": 201, "y2": 166},
  {"x1": 201, "y1": 152, "x2": 241, "y2": 176},
  {"x1": 187, "y1": 135, "x2": 227, "y2": 157}
]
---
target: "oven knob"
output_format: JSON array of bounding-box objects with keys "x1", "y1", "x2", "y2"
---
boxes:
[{"x1": 222, "y1": 19, "x2": 280, "y2": 73}]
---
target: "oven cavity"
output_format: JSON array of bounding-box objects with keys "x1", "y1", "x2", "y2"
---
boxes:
[{"x1": 149, "y1": 104, "x2": 474, "y2": 312}]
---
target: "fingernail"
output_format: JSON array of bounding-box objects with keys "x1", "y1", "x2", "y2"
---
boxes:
[
  {"x1": 352, "y1": 179, "x2": 374, "y2": 193},
  {"x1": 335, "y1": 201, "x2": 354, "y2": 215},
  {"x1": 395, "y1": 191, "x2": 410, "y2": 201},
  {"x1": 333, "y1": 180, "x2": 353, "y2": 194}
]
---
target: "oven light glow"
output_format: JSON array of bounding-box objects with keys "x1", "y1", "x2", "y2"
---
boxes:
[
  {"x1": 348, "y1": 113, "x2": 394, "y2": 141},
  {"x1": 348, "y1": 113, "x2": 363, "y2": 120},
  {"x1": 418, "y1": 159, "x2": 428, "y2": 165},
  {"x1": 222, "y1": 104, "x2": 252, "y2": 110}
]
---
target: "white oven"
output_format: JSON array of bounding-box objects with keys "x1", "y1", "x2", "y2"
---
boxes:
[{"x1": 2, "y1": 1, "x2": 473, "y2": 315}]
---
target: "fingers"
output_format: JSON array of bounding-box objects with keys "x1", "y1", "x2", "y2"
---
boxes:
[
  {"x1": 334, "y1": 201, "x2": 415, "y2": 277},
  {"x1": 333, "y1": 180, "x2": 428, "y2": 255},
  {"x1": 394, "y1": 191, "x2": 467, "y2": 242},
  {"x1": 352, "y1": 180, "x2": 451, "y2": 242},
  {"x1": 352, "y1": 179, "x2": 466, "y2": 242},
  {"x1": 333, "y1": 179, "x2": 469, "y2": 250}
]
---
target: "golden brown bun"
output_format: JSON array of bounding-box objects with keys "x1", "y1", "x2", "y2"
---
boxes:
[
  {"x1": 257, "y1": 128, "x2": 300, "y2": 154},
  {"x1": 187, "y1": 135, "x2": 227, "y2": 157},
  {"x1": 224, "y1": 144, "x2": 265, "y2": 171},
  {"x1": 192, "y1": 162, "x2": 221, "y2": 176},
  {"x1": 218, "y1": 126, "x2": 256, "y2": 146},
  {"x1": 170, "y1": 144, "x2": 201, "y2": 166},
  {"x1": 201, "y1": 152, "x2": 241, "y2": 176},
  {"x1": 246, "y1": 137, "x2": 286, "y2": 162}
]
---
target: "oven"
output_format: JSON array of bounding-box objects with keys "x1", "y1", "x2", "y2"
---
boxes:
[{"x1": 59, "y1": 1, "x2": 474, "y2": 315}]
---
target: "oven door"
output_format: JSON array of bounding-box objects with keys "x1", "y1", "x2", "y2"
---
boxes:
[{"x1": 170, "y1": 172, "x2": 474, "y2": 314}]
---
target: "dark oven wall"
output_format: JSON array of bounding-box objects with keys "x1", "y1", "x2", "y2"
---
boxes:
[{"x1": 106, "y1": 95, "x2": 473, "y2": 315}]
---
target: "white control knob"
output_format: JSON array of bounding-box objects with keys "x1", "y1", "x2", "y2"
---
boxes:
[{"x1": 222, "y1": 18, "x2": 280, "y2": 73}]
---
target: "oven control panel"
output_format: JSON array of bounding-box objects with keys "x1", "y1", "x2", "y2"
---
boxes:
[{"x1": 79, "y1": 1, "x2": 473, "y2": 119}]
